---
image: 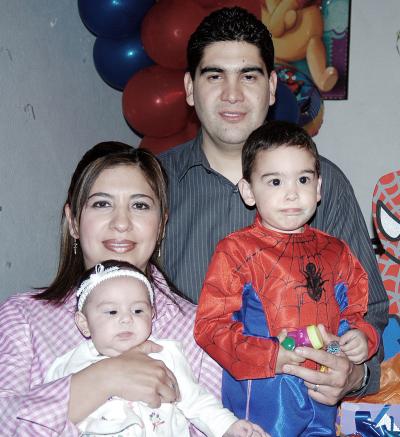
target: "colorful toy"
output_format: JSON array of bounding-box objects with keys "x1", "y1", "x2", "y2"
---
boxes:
[{"x1": 281, "y1": 324, "x2": 324, "y2": 350}]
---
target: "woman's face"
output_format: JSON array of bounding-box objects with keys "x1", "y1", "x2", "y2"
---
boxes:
[{"x1": 69, "y1": 164, "x2": 162, "y2": 272}]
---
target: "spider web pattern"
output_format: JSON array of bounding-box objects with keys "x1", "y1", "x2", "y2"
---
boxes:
[{"x1": 195, "y1": 220, "x2": 376, "y2": 380}]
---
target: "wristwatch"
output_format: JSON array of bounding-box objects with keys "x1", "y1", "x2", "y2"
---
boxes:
[{"x1": 346, "y1": 363, "x2": 370, "y2": 396}]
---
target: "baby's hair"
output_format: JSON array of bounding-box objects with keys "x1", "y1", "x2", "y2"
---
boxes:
[
  {"x1": 242, "y1": 121, "x2": 320, "y2": 182},
  {"x1": 76, "y1": 260, "x2": 154, "y2": 312}
]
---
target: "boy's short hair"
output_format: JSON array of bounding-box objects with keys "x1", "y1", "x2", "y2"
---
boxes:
[
  {"x1": 187, "y1": 6, "x2": 274, "y2": 79},
  {"x1": 242, "y1": 121, "x2": 320, "y2": 182}
]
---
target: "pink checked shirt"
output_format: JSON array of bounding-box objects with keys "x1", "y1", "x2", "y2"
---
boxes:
[{"x1": 0, "y1": 266, "x2": 222, "y2": 436}]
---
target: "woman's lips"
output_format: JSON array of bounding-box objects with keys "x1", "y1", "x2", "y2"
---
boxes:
[{"x1": 102, "y1": 239, "x2": 136, "y2": 253}]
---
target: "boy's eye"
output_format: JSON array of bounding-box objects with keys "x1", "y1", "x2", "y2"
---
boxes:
[
  {"x1": 299, "y1": 176, "x2": 310, "y2": 184},
  {"x1": 269, "y1": 178, "x2": 281, "y2": 186},
  {"x1": 133, "y1": 309, "x2": 143, "y2": 314}
]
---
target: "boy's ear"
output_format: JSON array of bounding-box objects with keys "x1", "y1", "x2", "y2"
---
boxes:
[
  {"x1": 75, "y1": 311, "x2": 91, "y2": 338},
  {"x1": 316, "y1": 176, "x2": 322, "y2": 203},
  {"x1": 238, "y1": 178, "x2": 256, "y2": 207}
]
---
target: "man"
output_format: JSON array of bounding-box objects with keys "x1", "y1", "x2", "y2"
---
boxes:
[{"x1": 159, "y1": 7, "x2": 388, "y2": 405}]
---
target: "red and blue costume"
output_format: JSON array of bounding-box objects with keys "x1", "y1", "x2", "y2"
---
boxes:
[{"x1": 195, "y1": 216, "x2": 379, "y2": 436}]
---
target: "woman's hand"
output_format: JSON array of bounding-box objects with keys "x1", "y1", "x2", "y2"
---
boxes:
[
  {"x1": 107, "y1": 340, "x2": 180, "y2": 407},
  {"x1": 69, "y1": 339, "x2": 180, "y2": 423},
  {"x1": 281, "y1": 325, "x2": 365, "y2": 405}
]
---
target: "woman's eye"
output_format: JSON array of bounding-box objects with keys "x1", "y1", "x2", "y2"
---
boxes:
[
  {"x1": 133, "y1": 202, "x2": 150, "y2": 210},
  {"x1": 92, "y1": 200, "x2": 110, "y2": 208}
]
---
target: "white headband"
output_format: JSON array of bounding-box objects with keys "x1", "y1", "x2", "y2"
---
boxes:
[{"x1": 76, "y1": 263, "x2": 154, "y2": 312}]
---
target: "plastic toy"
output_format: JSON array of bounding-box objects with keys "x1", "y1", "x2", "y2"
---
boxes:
[{"x1": 281, "y1": 324, "x2": 324, "y2": 350}]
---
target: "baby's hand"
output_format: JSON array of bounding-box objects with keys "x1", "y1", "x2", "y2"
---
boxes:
[
  {"x1": 339, "y1": 329, "x2": 368, "y2": 364},
  {"x1": 223, "y1": 419, "x2": 270, "y2": 437}
]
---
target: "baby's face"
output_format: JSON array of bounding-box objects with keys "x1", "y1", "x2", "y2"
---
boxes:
[{"x1": 76, "y1": 276, "x2": 153, "y2": 357}]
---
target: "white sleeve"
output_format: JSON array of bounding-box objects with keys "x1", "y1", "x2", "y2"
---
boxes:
[{"x1": 159, "y1": 340, "x2": 237, "y2": 437}]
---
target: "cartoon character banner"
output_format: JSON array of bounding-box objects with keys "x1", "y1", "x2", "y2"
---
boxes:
[{"x1": 262, "y1": 0, "x2": 351, "y2": 100}]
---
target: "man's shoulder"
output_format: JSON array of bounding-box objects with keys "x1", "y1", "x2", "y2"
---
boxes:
[
  {"x1": 319, "y1": 155, "x2": 350, "y2": 184},
  {"x1": 158, "y1": 140, "x2": 194, "y2": 170}
]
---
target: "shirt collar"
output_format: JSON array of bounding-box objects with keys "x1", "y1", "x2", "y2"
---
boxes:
[{"x1": 178, "y1": 130, "x2": 211, "y2": 181}]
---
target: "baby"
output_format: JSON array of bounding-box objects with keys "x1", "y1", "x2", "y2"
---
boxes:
[{"x1": 46, "y1": 260, "x2": 267, "y2": 437}]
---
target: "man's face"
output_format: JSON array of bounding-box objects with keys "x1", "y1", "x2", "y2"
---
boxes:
[{"x1": 185, "y1": 41, "x2": 277, "y2": 153}]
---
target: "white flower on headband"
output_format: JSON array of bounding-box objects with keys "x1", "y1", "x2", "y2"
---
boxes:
[{"x1": 76, "y1": 263, "x2": 154, "y2": 312}]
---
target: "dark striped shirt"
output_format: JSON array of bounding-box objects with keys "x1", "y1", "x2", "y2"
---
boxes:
[{"x1": 159, "y1": 133, "x2": 388, "y2": 395}]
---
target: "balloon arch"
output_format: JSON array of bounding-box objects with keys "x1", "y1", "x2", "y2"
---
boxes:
[{"x1": 78, "y1": 0, "x2": 322, "y2": 153}]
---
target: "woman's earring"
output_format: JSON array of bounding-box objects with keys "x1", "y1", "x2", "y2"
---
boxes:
[
  {"x1": 73, "y1": 239, "x2": 78, "y2": 255},
  {"x1": 158, "y1": 245, "x2": 161, "y2": 259}
]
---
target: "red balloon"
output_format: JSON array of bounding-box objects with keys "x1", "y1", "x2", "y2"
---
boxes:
[
  {"x1": 123, "y1": 65, "x2": 190, "y2": 137},
  {"x1": 199, "y1": 0, "x2": 262, "y2": 19},
  {"x1": 140, "y1": 110, "x2": 200, "y2": 154},
  {"x1": 141, "y1": 0, "x2": 206, "y2": 69}
]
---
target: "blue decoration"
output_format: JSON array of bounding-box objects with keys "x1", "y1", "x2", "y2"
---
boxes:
[
  {"x1": 78, "y1": 0, "x2": 155, "y2": 38},
  {"x1": 382, "y1": 315, "x2": 400, "y2": 361},
  {"x1": 267, "y1": 80, "x2": 300, "y2": 124},
  {"x1": 353, "y1": 406, "x2": 400, "y2": 436},
  {"x1": 93, "y1": 34, "x2": 154, "y2": 90}
]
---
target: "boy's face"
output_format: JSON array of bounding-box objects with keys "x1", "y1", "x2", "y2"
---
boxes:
[
  {"x1": 184, "y1": 41, "x2": 277, "y2": 152},
  {"x1": 239, "y1": 146, "x2": 322, "y2": 233},
  {"x1": 75, "y1": 276, "x2": 153, "y2": 357}
]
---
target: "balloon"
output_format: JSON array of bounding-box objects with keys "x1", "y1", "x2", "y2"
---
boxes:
[
  {"x1": 123, "y1": 65, "x2": 190, "y2": 137},
  {"x1": 140, "y1": 111, "x2": 200, "y2": 154},
  {"x1": 93, "y1": 34, "x2": 154, "y2": 90},
  {"x1": 267, "y1": 80, "x2": 300, "y2": 124},
  {"x1": 78, "y1": 0, "x2": 155, "y2": 38},
  {"x1": 141, "y1": 0, "x2": 206, "y2": 69},
  {"x1": 197, "y1": 0, "x2": 262, "y2": 19}
]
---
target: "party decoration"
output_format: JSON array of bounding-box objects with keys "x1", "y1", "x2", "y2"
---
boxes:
[
  {"x1": 267, "y1": 80, "x2": 300, "y2": 124},
  {"x1": 123, "y1": 65, "x2": 190, "y2": 138},
  {"x1": 140, "y1": 111, "x2": 200, "y2": 154},
  {"x1": 93, "y1": 34, "x2": 153, "y2": 90},
  {"x1": 275, "y1": 64, "x2": 323, "y2": 136},
  {"x1": 78, "y1": 0, "x2": 155, "y2": 38},
  {"x1": 141, "y1": 0, "x2": 206, "y2": 70},
  {"x1": 261, "y1": 0, "x2": 351, "y2": 100},
  {"x1": 372, "y1": 170, "x2": 400, "y2": 315}
]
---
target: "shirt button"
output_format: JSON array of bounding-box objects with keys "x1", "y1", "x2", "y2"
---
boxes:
[{"x1": 233, "y1": 187, "x2": 239, "y2": 193}]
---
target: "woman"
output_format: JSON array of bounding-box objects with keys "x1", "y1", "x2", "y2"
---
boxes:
[{"x1": 0, "y1": 142, "x2": 221, "y2": 436}]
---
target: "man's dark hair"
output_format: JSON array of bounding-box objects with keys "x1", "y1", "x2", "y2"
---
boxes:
[
  {"x1": 187, "y1": 7, "x2": 274, "y2": 78},
  {"x1": 242, "y1": 121, "x2": 321, "y2": 182}
]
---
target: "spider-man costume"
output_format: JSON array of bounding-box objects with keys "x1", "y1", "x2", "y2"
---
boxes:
[{"x1": 195, "y1": 215, "x2": 379, "y2": 436}]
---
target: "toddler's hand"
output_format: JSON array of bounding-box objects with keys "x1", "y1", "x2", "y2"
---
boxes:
[
  {"x1": 275, "y1": 329, "x2": 305, "y2": 373},
  {"x1": 223, "y1": 419, "x2": 270, "y2": 437},
  {"x1": 339, "y1": 329, "x2": 368, "y2": 364}
]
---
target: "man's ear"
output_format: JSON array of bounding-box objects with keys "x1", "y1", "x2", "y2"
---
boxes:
[
  {"x1": 184, "y1": 72, "x2": 194, "y2": 107},
  {"x1": 75, "y1": 311, "x2": 91, "y2": 338},
  {"x1": 316, "y1": 176, "x2": 322, "y2": 203},
  {"x1": 238, "y1": 178, "x2": 256, "y2": 207},
  {"x1": 64, "y1": 204, "x2": 79, "y2": 239},
  {"x1": 268, "y1": 70, "x2": 278, "y2": 106}
]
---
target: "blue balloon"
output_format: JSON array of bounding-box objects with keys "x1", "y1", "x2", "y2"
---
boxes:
[
  {"x1": 93, "y1": 34, "x2": 154, "y2": 90},
  {"x1": 267, "y1": 80, "x2": 300, "y2": 124},
  {"x1": 78, "y1": 0, "x2": 155, "y2": 38}
]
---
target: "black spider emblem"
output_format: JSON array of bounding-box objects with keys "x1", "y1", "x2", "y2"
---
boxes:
[{"x1": 297, "y1": 262, "x2": 328, "y2": 302}]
